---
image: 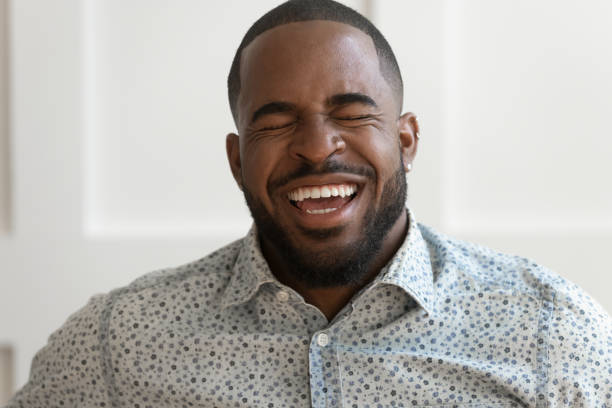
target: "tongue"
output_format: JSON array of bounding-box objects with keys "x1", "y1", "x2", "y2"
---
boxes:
[{"x1": 296, "y1": 196, "x2": 352, "y2": 211}]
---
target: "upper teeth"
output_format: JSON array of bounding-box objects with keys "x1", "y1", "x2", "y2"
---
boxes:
[{"x1": 287, "y1": 184, "x2": 357, "y2": 202}]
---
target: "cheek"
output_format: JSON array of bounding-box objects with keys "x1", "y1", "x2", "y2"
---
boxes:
[
  {"x1": 241, "y1": 142, "x2": 285, "y2": 196},
  {"x1": 350, "y1": 130, "x2": 402, "y2": 185}
]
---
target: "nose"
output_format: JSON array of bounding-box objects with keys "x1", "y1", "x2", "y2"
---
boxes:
[{"x1": 288, "y1": 116, "x2": 346, "y2": 164}]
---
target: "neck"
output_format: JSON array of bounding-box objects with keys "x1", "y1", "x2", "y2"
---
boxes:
[{"x1": 261, "y1": 211, "x2": 409, "y2": 321}]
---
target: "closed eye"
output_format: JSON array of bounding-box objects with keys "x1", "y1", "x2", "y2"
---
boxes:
[
  {"x1": 258, "y1": 122, "x2": 295, "y2": 132},
  {"x1": 336, "y1": 115, "x2": 374, "y2": 121}
]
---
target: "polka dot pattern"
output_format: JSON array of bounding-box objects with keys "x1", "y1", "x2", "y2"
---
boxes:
[{"x1": 7, "y1": 210, "x2": 612, "y2": 407}]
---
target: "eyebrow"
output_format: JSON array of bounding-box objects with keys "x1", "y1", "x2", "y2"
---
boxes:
[
  {"x1": 250, "y1": 101, "x2": 296, "y2": 124},
  {"x1": 249, "y1": 93, "x2": 378, "y2": 125},
  {"x1": 327, "y1": 92, "x2": 378, "y2": 108}
]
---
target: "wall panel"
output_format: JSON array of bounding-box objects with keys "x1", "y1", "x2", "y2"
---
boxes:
[
  {"x1": 441, "y1": 0, "x2": 612, "y2": 313},
  {"x1": 0, "y1": 0, "x2": 9, "y2": 234},
  {"x1": 373, "y1": 0, "x2": 447, "y2": 229},
  {"x1": 0, "y1": 345, "x2": 13, "y2": 405},
  {"x1": 375, "y1": 0, "x2": 612, "y2": 313},
  {"x1": 84, "y1": 0, "x2": 263, "y2": 236},
  {"x1": 445, "y1": 0, "x2": 612, "y2": 232},
  {"x1": 84, "y1": 0, "x2": 371, "y2": 237}
]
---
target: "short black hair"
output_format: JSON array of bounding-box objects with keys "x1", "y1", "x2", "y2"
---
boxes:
[{"x1": 227, "y1": 0, "x2": 403, "y2": 124}]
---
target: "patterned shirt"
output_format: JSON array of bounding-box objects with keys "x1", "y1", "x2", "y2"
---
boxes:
[{"x1": 7, "y1": 210, "x2": 612, "y2": 408}]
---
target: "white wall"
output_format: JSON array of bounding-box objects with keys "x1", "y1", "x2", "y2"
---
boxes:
[
  {"x1": 380, "y1": 0, "x2": 612, "y2": 315},
  {"x1": 397, "y1": 0, "x2": 612, "y2": 313},
  {"x1": 1, "y1": 0, "x2": 611, "y2": 399},
  {"x1": 0, "y1": 0, "x2": 8, "y2": 234}
]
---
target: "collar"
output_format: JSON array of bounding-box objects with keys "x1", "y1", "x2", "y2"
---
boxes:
[
  {"x1": 221, "y1": 209, "x2": 437, "y2": 316},
  {"x1": 377, "y1": 209, "x2": 437, "y2": 317},
  {"x1": 220, "y1": 226, "x2": 277, "y2": 309}
]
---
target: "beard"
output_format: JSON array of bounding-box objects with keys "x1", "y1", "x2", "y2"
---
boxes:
[{"x1": 242, "y1": 157, "x2": 407, "y2": 288}]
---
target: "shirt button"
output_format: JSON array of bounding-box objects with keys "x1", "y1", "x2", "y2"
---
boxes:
[
  {"x1": 276, "y1": 290, "x2": 289, "y2": 302},
  {"x1": 317, "y1": 333, "x2": 329, "y2": 347}
]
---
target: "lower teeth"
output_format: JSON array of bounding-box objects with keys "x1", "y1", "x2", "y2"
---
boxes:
[{"x1": 306, "y1": 208, "x2": 337, "y2": 215}]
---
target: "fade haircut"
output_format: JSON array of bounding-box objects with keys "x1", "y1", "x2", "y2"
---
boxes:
[{"x1": 227, "y1": 0, "x2": 404, "y2": 124}]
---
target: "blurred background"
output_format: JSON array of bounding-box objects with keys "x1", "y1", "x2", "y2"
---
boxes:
[{"x1": 1, "y1": 0, "x2": 611, "y2": 402}]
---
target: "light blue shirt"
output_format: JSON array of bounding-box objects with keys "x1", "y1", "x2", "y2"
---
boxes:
[{"x1": 7, "y1": 210, "x2": 612, "y2": 407}]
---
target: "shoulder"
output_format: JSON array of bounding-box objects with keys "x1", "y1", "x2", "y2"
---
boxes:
[
  {"x1": 54, "y1": 236, "x2": 244, "y2": 330},
  {"x1": 7, "y1": 238, "x2": 245, "y2": 407},
  {"x1": 37, "y1": 236, "x2": 245, "y2": 343},
  {"x1": 419, "y1": 223, "x2": 610, "y2": 321},
  {"x1": 418, "y1": 222, "x2": 611, "y2": 343},
  {"x1": 419, "y1": 223, "x2": 574, "y2": 301},
  {"x1": 127, "y1": 237, "x2": 243, "y2": 289},
  {"x1": 6, "y1": 293, "x2": 111, "y2": 407},
  {"x1": 419, "y1": 223, "x2": 612, "y2": 404},
  {"x1": 109, "y1": 237, "x2": 245, "y2": 314}
]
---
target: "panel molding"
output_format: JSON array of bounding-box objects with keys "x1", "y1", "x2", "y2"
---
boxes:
[
  {"x1": 441, "y1": 0, "x2": 612, "y2": 235},
  {"x1": 0, "y1": 344, "x2": 14, "y2": 405},
  {"x1": 445, "y1": 212, "x2": 612, "y2": 235},
  {"x1": 0, "y1": 0, "x2": 10, "y2": 234}
]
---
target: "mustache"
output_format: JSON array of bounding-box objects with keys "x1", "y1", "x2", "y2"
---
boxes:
[{"x1": 267, "y1": 160, "x2": 376, "y2": 194}]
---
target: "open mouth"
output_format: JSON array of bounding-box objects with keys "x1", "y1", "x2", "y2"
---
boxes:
[{"x1": 287, "y1": 183, "x2": 358, "y2": 215}]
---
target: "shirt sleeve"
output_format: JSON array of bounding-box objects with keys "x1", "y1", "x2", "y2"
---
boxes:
[
  {"x1": 546, "y1": 284, "x2": 612, "y2": 407},
  {"x1": 5, "y1": 294, "x2": 112, "y2": 408}
]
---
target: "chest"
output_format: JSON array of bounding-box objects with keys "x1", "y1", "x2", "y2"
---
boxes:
[{"x1": 109, "y1": 293, "x2": 545, "y2": 408}]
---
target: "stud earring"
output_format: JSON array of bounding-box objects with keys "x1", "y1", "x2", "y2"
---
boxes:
[
  {"x1": 406, "y1": 163, "x2": 412, "y2": 172},
  {"x1": 414, "y1": 115, "x2": 421, "y2": 140}
]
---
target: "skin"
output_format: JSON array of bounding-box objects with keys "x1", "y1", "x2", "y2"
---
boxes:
[{"x1": 226, "y1": 20, "x2": 419, "y2": 320}]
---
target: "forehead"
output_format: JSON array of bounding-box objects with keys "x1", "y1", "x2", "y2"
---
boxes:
[{"x1": 237, "y1": 20, "x2": 390, "y2": 125}]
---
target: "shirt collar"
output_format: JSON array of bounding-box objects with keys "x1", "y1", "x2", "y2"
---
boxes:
[
  {"x1": 221, "y1": 209, "x2": 436, "y2": 316},
  {"x1": 377, "y1": 209, "x2": 437, "y2": 317},
  {"x1": 221, "y1": 225, "x2": 277, "y2": 309}
]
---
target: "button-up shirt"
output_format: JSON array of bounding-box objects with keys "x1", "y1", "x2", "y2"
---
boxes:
[{"x1": 7, "y1": 211, "x2": 612, "y2": 407}]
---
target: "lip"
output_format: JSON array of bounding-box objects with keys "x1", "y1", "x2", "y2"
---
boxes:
[
  {"x1": 277, "y1": 173, "x2": 366, "y2": 230},
  {"x1": 283, "y1": 191, "x2": 360, "y2": 229},
  {"x1": 279, "y1": 173, "x2": 367, "y2": 195}
]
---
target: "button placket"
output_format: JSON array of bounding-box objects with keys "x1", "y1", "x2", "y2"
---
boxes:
[
  {"x1": 310, "y1": 331, "x2": 343, "y2": 407},
  {"x1": 309, "y1": 330, "x2": 340, "y2": 408}
]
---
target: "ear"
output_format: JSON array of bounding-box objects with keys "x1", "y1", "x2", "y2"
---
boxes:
[
  {"x1": 226, "y1": 133, "x2": 243, "y2": 190},
  {"x1": 398, "y1": 112, "x2": 419, "y2": 172}
]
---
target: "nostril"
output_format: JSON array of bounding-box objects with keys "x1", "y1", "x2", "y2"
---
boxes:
[{"x1": 288, "y1": 127, "x2": 344, "y2": 164}]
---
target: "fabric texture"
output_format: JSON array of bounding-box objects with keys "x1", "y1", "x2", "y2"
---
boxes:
[{"x1": 6, "y1": 210, "x2": 612, "y2": 408}]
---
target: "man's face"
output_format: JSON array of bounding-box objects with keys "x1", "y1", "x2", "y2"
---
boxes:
[{"x1": 227, "y1": 20, "x2": 416, "y2": 287}]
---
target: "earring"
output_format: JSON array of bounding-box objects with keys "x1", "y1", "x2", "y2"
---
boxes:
[{"x1": 406, "y1": 163, "x2": 412, "y2": 172}]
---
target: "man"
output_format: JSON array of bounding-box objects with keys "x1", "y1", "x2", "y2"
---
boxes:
[{"x1": 7, "y1": 0, "x2": 611, "y2": 407}]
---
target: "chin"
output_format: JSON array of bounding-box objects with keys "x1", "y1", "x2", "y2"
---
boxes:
[{"x1": 243, "y1": 159, "x2": 408, "y2": 287}]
